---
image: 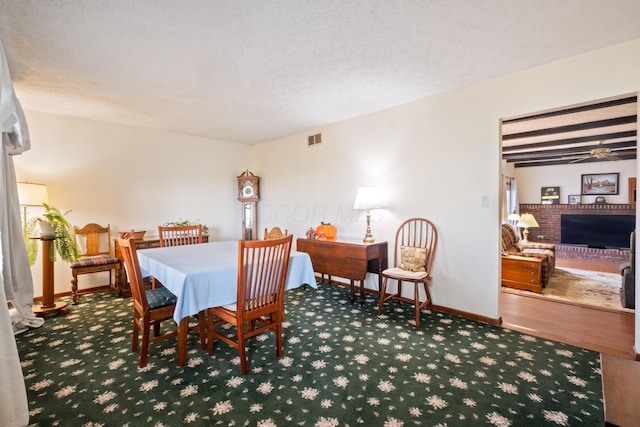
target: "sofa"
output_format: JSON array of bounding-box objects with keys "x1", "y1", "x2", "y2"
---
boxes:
[
  {"x1": 620, "y1": 230, "x2": 635, "y2": 309},
  {"x1": 501, "y1": 223, "x2": 556, "y2": 289}
]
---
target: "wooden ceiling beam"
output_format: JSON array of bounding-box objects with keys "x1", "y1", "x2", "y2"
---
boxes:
[{"x1": 512, "y1": 153, "x2": 636, "y2": 168}]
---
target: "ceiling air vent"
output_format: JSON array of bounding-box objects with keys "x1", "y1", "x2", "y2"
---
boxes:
[{"x1": 308, "y1": 133, "x2": 322, "y2": 147}]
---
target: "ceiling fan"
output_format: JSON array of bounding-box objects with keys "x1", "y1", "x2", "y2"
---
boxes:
[{"x1": 569, "y1": 140, "x2": 635, "y2": 163}]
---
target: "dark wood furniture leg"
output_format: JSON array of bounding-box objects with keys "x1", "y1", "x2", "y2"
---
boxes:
[{"x1": 177, "y1": 317, "x2": 189, "y2": 366}]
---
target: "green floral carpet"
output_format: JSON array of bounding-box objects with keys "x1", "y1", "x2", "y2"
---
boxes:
[{"x1": 17, "y1": 284, "x2": 604, "y2": 426}]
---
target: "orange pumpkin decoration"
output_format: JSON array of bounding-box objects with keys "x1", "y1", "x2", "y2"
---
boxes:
[{"x1": 316, "y1": 222, "x2": 337, "y2": 240}]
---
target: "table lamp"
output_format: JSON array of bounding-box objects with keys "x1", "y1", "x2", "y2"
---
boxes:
[
  {"x1": 353, "y1": 186, "x2": 383, "y2": 244},
  {"x1": 507, "y1": 213, "x2": 520, "y2": 222},
  {"x1": 507, "y1": 212, "x2": 520, "y2": 228},
  {"x1": 17, "y1": 182, "x2": 49, "y2": 226},
  {"x1": 517, "y1": 213, "x2": 539, "y2": 243}
]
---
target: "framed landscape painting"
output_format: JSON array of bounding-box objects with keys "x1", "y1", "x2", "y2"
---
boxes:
[{"x1": 581, "y1": 173, "x2": 619, "y2": 195}]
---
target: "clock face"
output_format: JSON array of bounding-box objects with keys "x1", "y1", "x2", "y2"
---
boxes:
[
  {"x1": 242, "y1": 181, "x2": 254, "y2": 198},
  {"x1": 242, "y1": 181, "x2": 255, "y2": 197}
]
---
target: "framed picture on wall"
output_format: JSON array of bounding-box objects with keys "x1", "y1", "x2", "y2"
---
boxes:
[
  {"x1": 568, "y1": 194, "x2": 581, "y2": 205},
  {"x1": 541, "y1": 186, "x2": 560, "y2": 204},
  {"x1": 581, "y1": 173, "x2": 619, "y2": 195}
]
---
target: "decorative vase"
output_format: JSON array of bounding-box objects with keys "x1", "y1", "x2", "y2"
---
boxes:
[{"x1": 38, "y1": 220, "x2": 54, "y2": 237}]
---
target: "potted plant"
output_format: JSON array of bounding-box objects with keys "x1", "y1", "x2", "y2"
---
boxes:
[
  {"x1": 24, "y1": 203, "x2": 79, "y2": 265},
  {"x1": 163, "y1": 218, "x2": 209, "y2": 235}
]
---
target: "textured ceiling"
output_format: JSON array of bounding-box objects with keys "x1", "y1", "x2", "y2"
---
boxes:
[{"x1": 1, "y1": 1, "x2": 640, "y2": 144}]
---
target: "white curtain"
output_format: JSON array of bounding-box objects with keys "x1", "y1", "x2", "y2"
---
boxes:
[
  {"x1": 0, "y1": 39, "x2": 33, "y2": 427},
  {"x1": 501, "y1": 175, "x2": 519, "y2": 223}
]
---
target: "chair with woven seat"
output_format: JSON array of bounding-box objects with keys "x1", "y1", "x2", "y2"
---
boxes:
[
  {"x1": 264, "y1": 226, "x2": 288, "y2": 240},
  {"x1": 377, "y1": 218, "x2": 438, "y2": 327},
  {"x1": 70, "y1": 223, "x2": 121, "y2": 304},
  {"x1": 158, "y1": 224, "x2": 203, "y2": 247},
  {"x1": 208, "y1": 235, "x2": 293, "y2": 375},
  {"x1": 118, "y1": 238, "x2": 205, "y2": 368}
]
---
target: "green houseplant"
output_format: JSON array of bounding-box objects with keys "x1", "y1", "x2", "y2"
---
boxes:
[
  {"x1": 24, "y1": 203, "x2": 79, "y2": 265},
  {"x1": 163, "y1": 219, "x2": 209, "y2": 235}
]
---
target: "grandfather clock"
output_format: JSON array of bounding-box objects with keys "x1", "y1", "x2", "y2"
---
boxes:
[{"x1": 237, "y1": 170, "x2": 260, "y2": 240}]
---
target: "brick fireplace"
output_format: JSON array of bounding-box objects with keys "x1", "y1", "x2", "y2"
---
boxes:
[{"x1": 519, "y1": 203, "x2": 635, "y2": 265}]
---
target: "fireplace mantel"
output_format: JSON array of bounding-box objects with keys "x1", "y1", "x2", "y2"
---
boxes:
[
  {"x1": 519, "y1": 203, "x2": 634, "y2": 264},
  {"x1": 519, "y1": 203, "x2": 635, "y2": 244}
]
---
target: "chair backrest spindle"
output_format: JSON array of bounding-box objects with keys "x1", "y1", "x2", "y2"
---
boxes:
[
  {"x1": 237, "y1": 235, "x2": 293, "y2": 318},
  {"x1": 158, "y1": 224, "x2": 203, "y2": 247},
  {"x1": 394, "y1": 218, "x2": 438, "y2": 275}
]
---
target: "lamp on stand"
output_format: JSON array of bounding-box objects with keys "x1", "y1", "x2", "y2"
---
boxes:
[
  {"x1": 17, "y1": 182, "x2": 67, "y2": 315},
  {"x1": 17, "y1": 182, "x2": 49, "y2": 227},
  {"x1": 353, "y1": 186, "x2": 384, "y2": 244}
]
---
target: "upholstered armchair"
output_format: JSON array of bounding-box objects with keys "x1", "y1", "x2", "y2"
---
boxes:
[
  {"x1": 501, "y1": 223, "x2": 555, "y2": 287},
  {"x1": 620, "y1": 230, "x2": 635, "y2": 309}
]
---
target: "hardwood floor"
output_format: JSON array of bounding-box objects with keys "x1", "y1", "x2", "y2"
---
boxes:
[{"x1": 500, "y1": 257, "x2": 636, "y2": 360}]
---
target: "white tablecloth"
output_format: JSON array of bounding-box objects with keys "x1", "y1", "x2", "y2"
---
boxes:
[{"x1": 137, "y1": 240, "x2": 317, "y2": 322}]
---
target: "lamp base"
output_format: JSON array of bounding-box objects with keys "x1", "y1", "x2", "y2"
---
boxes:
[
  {"x1": 522, "y1": 227, "x2": 530, "y2": 243},
  {"x1": 362, "y1": 210, "x2": 375, "y2": 244}
]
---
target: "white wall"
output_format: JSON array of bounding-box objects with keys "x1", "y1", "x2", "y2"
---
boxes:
[
  {"x1": 514, "y1": 160, "x2": 636, "y2": 205},
  {"x1": 14, "y1": 39, "x2": 640, "y2": 346},
  {"x1": 252, "y1": 88, "x2": 500, "y2": 317},
  {"x1": 253, "y1": 39, "x2": 640, "y2": 327},
  {"x1": 14, "y1": 111, "x2": 250, "y2": 297}
]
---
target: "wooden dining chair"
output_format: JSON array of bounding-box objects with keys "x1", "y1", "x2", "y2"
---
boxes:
[
  {"x1": 158, "y1": 224, "x2": 203, "y2": 247},
  {"x1": 264, "y1": 226, "x2": 288, "y2": 240},
  {"x1": 208, "y1": 235, "x2": 293, "y2": 375},
  {"x1": 118, "y1": 238, "x2": 205, "y2": 368},
  {"x1": 157, "y1": 223, "x2": 207, "y2": 343},
  {"x1": 70, "y1": 223, "x2": 121, "y2": 304},
  {"x1": 377, "y1": 218, "x2": 438, "y2": 327}
]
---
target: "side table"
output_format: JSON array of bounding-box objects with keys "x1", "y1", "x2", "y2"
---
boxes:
[
  {"x1": 296, "y1": 238, "x2": 388, "y2": 306},
  {"x1": 32, "y1": 236, "x2": 69, "y2": 316}
]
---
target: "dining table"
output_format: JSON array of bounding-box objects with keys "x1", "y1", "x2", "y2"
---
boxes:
[{"x1": 136, "y1": 240, "x2": 317, "y2": 366}]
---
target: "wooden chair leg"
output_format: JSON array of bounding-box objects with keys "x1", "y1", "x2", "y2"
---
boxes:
[
  {"x1": 414, "y1": 285, "x2": 421, "y2": 327},
  {"x1": 238, "y1": 327, "x2": 248, "y2": 375},
  {"x1": 207, "y1": 312, "x2": 214, "y2": 355},
  {"x1": 377, "y1": 278, "x2": 389, "y2": 315},
  {"x1": 275, "y1": 321, "x2": 283, "y2": 357},
  {"x1": 153, "y1": 321, "x2": 161, "y2": 337},
  {"x1": 132, "y1": 319, "x2": 139, "y2": 352},
  {"x1": 140, "y1": 321, "x2": 151, "y2": 368},
  {"x1": 198, "y1": 311, "x2": 206, "y2": 349},
  {"x1": 71, "y1": 272, "x2": 79, "y2": 305}
]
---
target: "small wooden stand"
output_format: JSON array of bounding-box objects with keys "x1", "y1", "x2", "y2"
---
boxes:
[{"x1": 32, "y1": 236, "x2": 69, "y2": 316}]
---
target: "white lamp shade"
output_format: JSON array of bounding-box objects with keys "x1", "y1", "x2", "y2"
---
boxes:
[
  {"x1": 353, "y1": 186, "x2": 383, "y2": 210},
  {"x1": 517, "y1": 213, "x2": 539, "y2": 228},
  {"x1": 17, "y1": 182, "x2": 49, "y2": 206},
  {"x1": 507, "y1": 213, "x2": 521, "y2": 221}
]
